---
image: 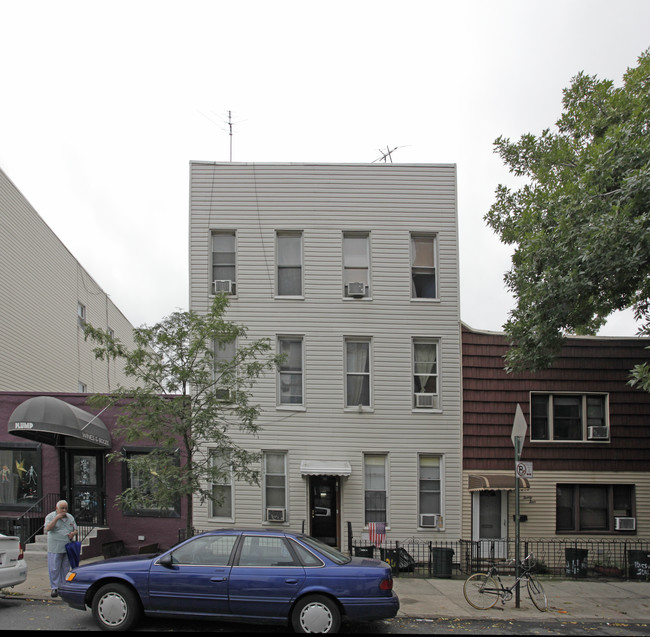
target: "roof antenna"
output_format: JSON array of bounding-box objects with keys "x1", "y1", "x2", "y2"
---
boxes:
[{"x1": 372, "y1": 146, "x2": 401, "y2": 163}]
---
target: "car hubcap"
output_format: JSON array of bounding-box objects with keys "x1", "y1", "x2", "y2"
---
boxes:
[
  {"x1": 98, "y1": 592, "x2": 128, "y2": 627},
  {"x1": 300, "y1": 602, "x2": 333, "y2": 633}
]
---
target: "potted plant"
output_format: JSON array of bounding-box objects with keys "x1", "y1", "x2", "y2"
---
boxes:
[{"x1": 593, "y1": 554, "x2": 623, "y2": 577}]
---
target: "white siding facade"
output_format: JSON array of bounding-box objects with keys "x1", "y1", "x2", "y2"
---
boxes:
[
  {"x1": 189, "y1": 162, "x2": 462, "y2": 545},
  {"x1": 0, "y1": 167, "x2": 136, "y2": 392}
]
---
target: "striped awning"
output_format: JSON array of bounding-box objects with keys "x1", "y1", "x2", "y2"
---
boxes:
[
  {"x1": 300, "y1": 460, "x2": 352, "y2": 476},
  {"x1": 468, "y1": 474, "x2": 530, "y2": 491}
]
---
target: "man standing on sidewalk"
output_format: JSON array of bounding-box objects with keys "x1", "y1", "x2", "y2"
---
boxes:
[{"x1": 44, "y1": 500, "x2": 77, "y2": 598}]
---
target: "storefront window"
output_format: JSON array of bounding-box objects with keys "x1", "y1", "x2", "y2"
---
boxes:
[{"x1": 0, "y1": 444, "x2": 41, "y2": 509}]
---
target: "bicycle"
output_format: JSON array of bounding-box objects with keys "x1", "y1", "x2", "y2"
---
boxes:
[{"x1": 463, "y1": 552, "x2": 548, "y2": 611}]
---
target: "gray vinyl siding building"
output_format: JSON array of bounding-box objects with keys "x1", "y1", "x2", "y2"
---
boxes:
[
  {"x1": 0, "y1": 166, "x2": 136, "y2": 392},
  {"x1": 189, "y1": 162, "x2": 462, "y2": 547}
]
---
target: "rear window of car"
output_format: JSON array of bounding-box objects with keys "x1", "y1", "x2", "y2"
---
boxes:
[
  {"x1": 290, "y1": 540, "x2": 324, "y2": 567},
  {"x1": 298, "y1": 536, "x2": 351, "y2": 564}
]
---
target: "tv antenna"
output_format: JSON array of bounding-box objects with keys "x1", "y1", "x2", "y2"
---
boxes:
[
  {"x1": 196, "y1": 109, "x2": 245, "y2": 161},
  {"x1": 372, "y1": 146, "x2": 403, "y2": 163}
]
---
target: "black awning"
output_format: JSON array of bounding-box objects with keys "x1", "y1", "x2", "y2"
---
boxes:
[{"x1": 8, "y1": 396, "x2": 111, "y2": 448}]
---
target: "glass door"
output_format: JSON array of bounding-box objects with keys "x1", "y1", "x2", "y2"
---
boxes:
[
  {"x1": 65, "y1": 451, "x2": 105, "y2": 526},
  {"x1": 309, "y1": 476, "x2": 339, "y2": 547}
]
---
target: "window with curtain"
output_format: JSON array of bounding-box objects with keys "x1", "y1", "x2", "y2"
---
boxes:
[
  {"x1": 277, "y1": 231, "x2": 302, "y2": 296},
  {"x1": 419, "y1": 455, "x2": 441, "y2": 519},
  {"x1": 343, "y1": 232, "x2": 369, "y2": 297},
  {"x1": 264, "y1": 452, "x2": 287, "y2": 519},
  {"x1": 364, "y1": 454, "x2": 387, "y2": 524},
  {"x1": 413, "y1": 339, "x2": 439, "y2": 409},
  {"x1": 411, "y1": 234, "x2": 437, "y2": 299},
  {"x1": 278, "y1": 336, "x2": 303, "y2": 405},
  {"x1": 213, "y1": 338, "x2": 236, "y2": 401},
  {"x1": 345, "y1": 338, "x2": 370, "y2": 407},
  {"x1": 211, "y1": 231, "x2": 236, "y2": 293},
  {"x1": 209, "y1": 450, "x2": 233, "y2": 519}
]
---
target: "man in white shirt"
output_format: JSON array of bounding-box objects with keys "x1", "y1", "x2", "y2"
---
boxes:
[{"x1": 44, "y1": 500, "x2": 78, "y2": 597}]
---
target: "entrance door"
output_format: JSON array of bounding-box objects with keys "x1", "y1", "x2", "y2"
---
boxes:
[
  {"x1": 64, "y1": 451, "x2": 106, "y2": 526},
  {"x1": 472, "y1": 490, "x2": 507, "y2": 559},
  {"x1": 309, "y1": 476, "x2": 339, "y2": 547}
]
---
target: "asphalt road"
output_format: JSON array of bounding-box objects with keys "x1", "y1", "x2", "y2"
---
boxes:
[{"x1": 2, "y1": 596, "x2": 650, "y2": 634}]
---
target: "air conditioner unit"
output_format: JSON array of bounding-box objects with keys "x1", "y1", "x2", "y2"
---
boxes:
[
  {"x1": 266, "y1": 507, "x2": 286, "y2": 522},
  {"x1": 415, "y1": 393, "x2": 435, "y2": 409},
  {"x1": 347, "y1": 282, "x2": 367, "y2": 298},
  {"x1": 615, "y1": 517, "x2": 636, "y2": 531},
  {"x1": 588, "y1": 426, "x2": 609, "y2": 440},
  {"x1": 420, "y1": 513, "x2": 439, "y2": 528},
  {"x1": 213, "y1": 279, "x2": 235, "y2": 294}
]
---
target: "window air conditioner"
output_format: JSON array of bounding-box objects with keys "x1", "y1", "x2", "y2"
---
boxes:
[
  {"x1": 615, "y1": 517, "x2": 636, "y2": 531},
  {"x1": 420, "y1": 513, "x2": 439, "y2": 528},
  {"x1": 415, "y1": 393, "x2": 435, "y2": 409},
  {"x1": 588, "y1": 426, "x2": 609, "y2": 440},
  {"x1": 213, "y1": 280, "x2": 235, "y2": 294},
  {"x1": 266, "y1": 507, "x2": 286, "y2": 522},
  {"x1": 347, "y1": 282, "x2": 366, "y2": 298}
]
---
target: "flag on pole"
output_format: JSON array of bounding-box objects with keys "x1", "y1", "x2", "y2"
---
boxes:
[{"x1": 368, "y1": 522, "x2": 386, "y2": 547}]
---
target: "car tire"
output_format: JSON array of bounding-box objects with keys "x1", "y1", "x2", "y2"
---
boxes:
[
  {"x1": 91, "y1": 582, "x2": 142, "y2": 632},
  {"x1": 291, "y1": 594, "x2": 341, "y2": 634}
]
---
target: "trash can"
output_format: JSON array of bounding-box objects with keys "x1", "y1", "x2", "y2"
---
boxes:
[
  {"x1": 565, "y1": 548, "x2": 588, "y2": 577},
  {"x1": 380, "y1": 547, "x2": 416, "y2": 572},
  {"x1": 627, "y1": 550, "x2": 650, "y2": 580},
  {"x1": 431, "y1": 547, "x2": 454, "y2": 578},
  {"x1": 353, "y1": 546, "x2": 374, "y2": 558}
]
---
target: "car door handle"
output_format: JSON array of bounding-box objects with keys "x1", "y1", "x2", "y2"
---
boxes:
[
  {"x1": 210, "y1": 577, "x2": 228, "y2": 582},
  {"x1": 285, "y1": 578, "x2": 299, "y2": 584}
]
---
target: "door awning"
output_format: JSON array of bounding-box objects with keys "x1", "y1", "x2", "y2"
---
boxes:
[
  {"x1": 468, "y1": 474, "x2": 530, "y2": 491},
  {"x1": 8, "y1": 396, "x2": 111, "y2": 448},
  {"x1": 300, "y1": 460, "x2": 352, "y2": 477}
]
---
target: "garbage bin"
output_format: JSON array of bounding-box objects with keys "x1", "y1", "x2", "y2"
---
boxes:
[
  {"x1": 627, "y1": 550, "x2": 650, "y2": 580},
  {"x1": 380, "y1": 547, "x2": 416, "y2": 572},
  {"x1": 565, "y1": 548, "x2": 588, "y2": 577},
  {"x1": 353, "y1": 546, "x2": 374, "y2": 558},
  {"x1": 431, "y1": 547, "x2": 454, "y2": 578}
]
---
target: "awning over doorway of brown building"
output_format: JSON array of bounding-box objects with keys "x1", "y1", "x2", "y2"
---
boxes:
[
  {"x1": 300, "y1": 460, "x2": 352, "y2": 476},
  {"x1": 8, "y1": 396, "x2": 111, "y2": 448},
  {"x1": 468, "y1": 474, "x2": 530, "y2": 491}
]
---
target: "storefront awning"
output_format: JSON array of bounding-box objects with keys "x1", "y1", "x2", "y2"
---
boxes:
[
  {"x1": 300, "y1": 460, "x2": 352, "y2": 477},
  {"x1": 8, "y1": 396, "x2": 111, "y2": 448},
  {"x1": 468, "y1": 474, "x2": 530, "y2": 491}
]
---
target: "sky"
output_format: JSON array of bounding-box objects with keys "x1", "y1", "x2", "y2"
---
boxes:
[{"x1": 1, "y1": 0, "x2": 648, "y2": 334}]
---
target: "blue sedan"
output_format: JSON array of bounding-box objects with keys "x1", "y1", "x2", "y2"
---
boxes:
[{"x1": 59, "y1": 529, "x2": 399, "y2": 633}]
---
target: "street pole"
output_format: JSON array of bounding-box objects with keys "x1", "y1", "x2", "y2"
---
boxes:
[{"x1": 511, "y1": 404, "x2": 527, "y2": 609}]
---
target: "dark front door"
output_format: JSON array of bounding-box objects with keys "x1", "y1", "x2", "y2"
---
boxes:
[
  {"x1": 63, "y1": 451, "x2": 106, "y2": 526},
  {"x1": 309, "y1": 476, "x2": 339, "y2": 547}
]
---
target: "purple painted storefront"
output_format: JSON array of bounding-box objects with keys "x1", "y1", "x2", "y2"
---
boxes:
[{"x1": 0, "y1": 392, "x2": 188, "y2": 557}]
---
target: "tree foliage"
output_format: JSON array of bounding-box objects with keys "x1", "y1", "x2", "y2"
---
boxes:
[
  {"x1": 485, "y1": 49, "x2": 650, "y2": 380},
  {"x1": 84, "y1": 294, "x2": 281, "y2": 534}
]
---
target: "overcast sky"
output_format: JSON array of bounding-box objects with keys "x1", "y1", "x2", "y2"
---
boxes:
[{"x1": 1, "y1": 0, "x2": 648, "y2": 334}]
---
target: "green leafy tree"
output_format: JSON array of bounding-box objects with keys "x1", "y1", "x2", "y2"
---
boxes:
[
  {"x1": 485, "y1": 49, "x2": 650, "y2": 384},
  {"x1": 84, "y1": 294, "x2": 281, "y2": 536}
]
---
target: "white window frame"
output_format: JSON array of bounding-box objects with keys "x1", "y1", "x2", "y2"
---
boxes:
[
  {"x1": 211, "y1": 230, "x2": 237, "y2": 295},
  {"x1": 343, "y1": 231, "x2": 370, "y2": 298},
  {"x1": 418, "y1": 454, "x2": 442, "y2": 527},
  {"x1": 263, "y1": 451, "x2": 287, "y2": 522},
  {"x1": 344, "y1": 337, "x2": 372, "y2": 409},
  {"x1": 214, "y1": 338, "x2": 237, "y2": 401},
  {"x1": 364, "y1": 453, "x2": 388, "y2": 526},
  {"x1": 277, "y1": 336, "x2": 304, "y2": 407},
  {"x1": 276, "y1": 231, "x2": 303, "y2": 297},
  {"x1": 412, "y1": 338, "x2": 440, "y2": 410},
  {"x1": 209, "y1": 450, "x2": 234, "y2": 521},
  {"x1": 410, "y1": 233, "x2": 438, "y2": 299},
  {"x1": 77, "y1": 302, "x2": 86, "y2": 328},
  {"x1": 530, "y1": 393, "x2": 609, "y2": 442}
]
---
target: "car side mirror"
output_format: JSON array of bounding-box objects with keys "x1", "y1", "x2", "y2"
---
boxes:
[{"x1": 157, "y1": 554, "x2": 173, "y2": 568}]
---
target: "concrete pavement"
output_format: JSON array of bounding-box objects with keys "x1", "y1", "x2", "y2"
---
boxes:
[{"x1": 3, "y1": 551, "x2": 650, "y2": 624}]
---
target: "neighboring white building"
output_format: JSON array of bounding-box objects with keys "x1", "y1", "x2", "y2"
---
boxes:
[
  {"x1": 189, "y1": 162, "x2": 462, "y2": 548},
  {"x1": 0, "y1": 166, "x2": 137, "y2": 392}
]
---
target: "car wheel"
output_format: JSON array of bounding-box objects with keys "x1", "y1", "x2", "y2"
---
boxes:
[
  {"x1": 291, "y1": 594, "x2": 341, "y2": 634},
  {"x1": 91, "y1": 582, "x2": 142, "y2": 632}
]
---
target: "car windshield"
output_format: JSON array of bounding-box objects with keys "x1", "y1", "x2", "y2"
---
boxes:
[{"x1": 298, "y1": 536, "x2": 351, "y2": 564}]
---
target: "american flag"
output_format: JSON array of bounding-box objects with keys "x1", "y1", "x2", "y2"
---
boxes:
[{"x1": 368, "y1": 522, "x2": 386, "y2": 546}]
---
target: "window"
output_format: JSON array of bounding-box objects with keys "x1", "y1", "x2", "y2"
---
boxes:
[
  {"x1": 556, "y1": 484, "x2": 635, "y2": 533},
  {"x1": 171, "y1": 534, "x2": 238, "y2": 565},
  {"x1": 77, "y1": 302, "x2": 86, "y2": 327},
  {"x1": 211, "y1": 231, "x2": 236, "y2": 294},
  {"x1": 278, "y1": 337, "x2": 303, "y2": 405},
  {"x1": 343, "y1": 232, "x2": 369, "y2": 297},
  {"x1": 78, "y1": 382, "x2": 87, "y2": 393},
  {"x1": 411, "y1": 234, "x2": 437, "y2": 299},
  {"x1": 419, "y1": 455, "x2": 441, "y2": 522},
  {"x1": 214, "y1": 338, "x2": 236, "y2": 401},
  {"x1": 364, "y1": 454, "x2": 387, "y2": 524},
  {"x1": 276, "y1": 231, "x2": 302, "y2": 296},
  {"x1": 209, "y1": 450, "x2": 233, "y2": 519},
  {"x1": 345, "y1": 338, "x2": 371, "y2": 407},
  {"x1": 531, "y1": 394, "x2": 608, "y2": 441},
  {"x1": 238, "y1": 535, "x2": 297, "y2": 567},
  {"x1": 264, "y1": 452, "x2": 287, "y2": 520},
  {"x1": 0, "y1": 444, "x2": 41, "y2": 509},
  {"x1": 413, "y1": 339, "x2": 439, "y2": 409}
]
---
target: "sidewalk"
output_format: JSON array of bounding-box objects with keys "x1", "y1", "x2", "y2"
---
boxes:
[{"x1": 4, "y1": 552, "x2": 650, "y2": 623}]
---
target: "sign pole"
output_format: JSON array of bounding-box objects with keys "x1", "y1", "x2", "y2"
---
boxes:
[{"x1": 511, "y1": 404, "x2": 527, "y2": 609}]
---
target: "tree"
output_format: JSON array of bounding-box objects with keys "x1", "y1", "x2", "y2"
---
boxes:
[
  {"x1": 485, "y1": 49, "x2": 650, "y2": 381},
  {"x1": 84, "y1": 294, "x2": 281, "y2": 536}
]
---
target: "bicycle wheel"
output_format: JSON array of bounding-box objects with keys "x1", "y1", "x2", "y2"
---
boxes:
[
  {"x1": 527, "y1": 574, "x2": 548, "y2": 611},
  {"x1": 463, "y1": 573, "x2": 500, "y2": 610}
]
